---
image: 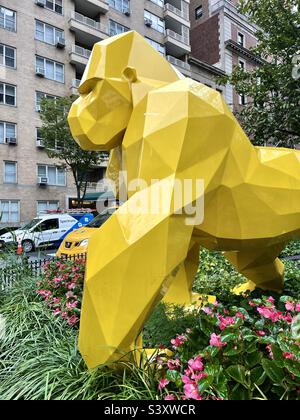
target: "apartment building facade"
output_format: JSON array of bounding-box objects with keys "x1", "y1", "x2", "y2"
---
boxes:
[
  {"x1": 0, "y1": 0, "x2": 226, "y2": 226},
  {"x1": 190, "y1": 0, "x2": 261, "y2": 109}
]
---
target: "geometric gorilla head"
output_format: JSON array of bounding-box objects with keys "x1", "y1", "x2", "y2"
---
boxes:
[{"x1": 68, "y1": 31, "x2": 180, "y2": 151}]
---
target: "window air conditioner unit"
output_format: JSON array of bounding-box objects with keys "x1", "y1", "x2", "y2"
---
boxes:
[
  {"x1": 36, "y1": 67, "x2": 45, "y2": 77},
  {"x1": 36, "y1": 139, "x2": 45, "y2": 148},
  {"x1": 38, "y1": 177, "x2": 48, "y2": 185},
  {"x1": 145, "y1": 19, "x2": 153, "y2": 27},
  {"x1": 6, "y1": 137, "x2": 17, "y2": 145},
  {"x1": 56, "y1": 37, "x2": 65, "y2": 49},
  {"x1": 36, "y1": 0, "x2": 46, "y2": 7}
]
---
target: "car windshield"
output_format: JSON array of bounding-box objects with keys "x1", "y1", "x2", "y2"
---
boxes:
[
  {"x1": 87, "y1": 210, "x2": 116, "y2": 228},
  {"x1": 22, "y1": 218, "x2": 42, "y2": 231}
]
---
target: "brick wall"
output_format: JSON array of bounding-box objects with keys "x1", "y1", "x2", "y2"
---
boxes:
[{"x1": 191, "y1": 14, "x2": 220, "y2": 65}]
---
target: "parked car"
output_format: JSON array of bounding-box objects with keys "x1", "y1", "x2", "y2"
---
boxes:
[
  {"x1": 0, "y1": 226, "x2": 20, "y2": 237},
  {"x1": 0, "y1": 211, "x2": 94, "y2": 253},
  {"x1": 56, "y1": 206, "x2": 118, "y2": 258}
]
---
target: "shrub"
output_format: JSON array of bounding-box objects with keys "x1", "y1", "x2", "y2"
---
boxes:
[
  {"x1": 36, "y1": 259, "x2": 85, "y2": 327},
  {"x1": 156, "y1": 295, "x2": 300, "y2": 400},
  {"x1": 0, "y1": 276, "x2": 157, "y2": 400}
]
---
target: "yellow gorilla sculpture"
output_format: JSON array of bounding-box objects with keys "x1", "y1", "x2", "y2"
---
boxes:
[{"x1": 68, "y1": 31, "x2": 300, "y2": 368}]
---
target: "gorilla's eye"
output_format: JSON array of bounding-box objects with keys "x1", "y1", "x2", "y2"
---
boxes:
[{"x1": 79, "y1": 78, "x2": 102, "y2": 95}]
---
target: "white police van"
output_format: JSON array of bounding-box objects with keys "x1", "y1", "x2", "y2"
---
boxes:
[{"x1": 0, "y1": 210, "x2": 94, "y2": 253}]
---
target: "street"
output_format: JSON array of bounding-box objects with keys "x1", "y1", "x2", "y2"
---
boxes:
[{"x1": 0, "y1": 247, "x2": 59, "y2": 268}]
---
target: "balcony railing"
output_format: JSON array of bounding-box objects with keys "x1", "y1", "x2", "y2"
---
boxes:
[
  {"x1": 72, "y1": 78, "x2": 81, "y2": 88},
  {"x1": 167, "y1": 55, "x2": 190, "y2": 71},
  {"x1": 71, "y1": 11, "x2": 108, "y2": 34},
  {"x1": 166, "y1": 29, "x2": 189, "y2": 46},
  {"x1": 71, "y1": 45, "x2": 92, "y2": 59},
  {"x1": 164, "y1": 3, "x2": 189, "y2": 21}
]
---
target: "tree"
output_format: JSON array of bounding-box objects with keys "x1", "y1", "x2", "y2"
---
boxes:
[
  {"x1": 40, "y1": 96, "x2": 106, "y2": 207},
  {"x1": 219, "y1": 0, "x2": 300, "y2": 148}
]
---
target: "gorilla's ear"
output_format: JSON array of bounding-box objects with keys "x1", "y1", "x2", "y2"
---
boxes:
[{"x1": 122, "y1": 67, "x2": 138, "y2": 83}]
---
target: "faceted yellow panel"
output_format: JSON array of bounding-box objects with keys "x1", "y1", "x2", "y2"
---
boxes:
[{"x1": 68, "y1": 31, "x2": 300, "y2": 368}]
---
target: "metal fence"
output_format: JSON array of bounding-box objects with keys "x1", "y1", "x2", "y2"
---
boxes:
[{"x1": 0, "y1": 254, "x2": 87, "y2": 291}]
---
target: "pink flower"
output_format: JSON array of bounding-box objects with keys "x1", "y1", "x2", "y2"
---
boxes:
[
  {"x1": 188, "y1": 355, "x2": 204, "y2": 371},
  {"x1": 283, "y1": 313, "x2": 293, "y2": 323},
  {"x1": 296, "y1": 304, "x2": 300, "y2": 312},
  {"x1": 67, "y1": 315, "x2": 79, "y2": 326},
  {"x1": 52, "y1": 297, "x2": 60, "y2": 305},
  {"x1": 164, "y1": 395, "x2": 176, "y2": 400},
  {"x1": 285, "y1": 302, "x2": 295, "y2": 312},
  {"x1": 52, "y1": 308, "x2": 61, "y2": 316},
  {"x1": 182, "y1": 375, "x2": 194, "y2": 384},
  {"x1": 266, "y1": 344, "x2": 274, "y2": 359},
  {"x1": 249, "y1": 301, "x2": 257, "y2": 307},
  {"x1": 202, "y1": 307, "x2": 212, "y2": 315},
  {"x1": 158, "y1": 378, "x2": 169, "y2": 390},
  {"x1": 66, "y1": 300, "x2": 78, "y2": 310},
  {"x1": 184, "y1": 368, "x2": 192, "y2": 377},
  {"x1": 183, "y1": 383, "x2": 202, "y2": 400},
  {"x1": 256, "y1": 330, "x2": 266, "y2": 337},
  {"x1": 167, "y1": 359, "x2": 181, "y2": 370},
  {"x1": 257, "y1": 307, "x2": 281, "y2": 323},
  {"x1": 236, "y1": 311, "x2": 245, "y2": 320},
  {"x1": 171, "y1": 335, "x2": 187, "y2": 348},
  {"x1": 67, "y1": 282, "x2": 76, "y2": 290},
  {"x1": 191, "y1": 372, "x2": 208, "y2": 381},
  {"x1": 218, "y1": 316, "x2": 236, "y2": 331},
  {"x1": 267, "y1": 296, "x2": 275, "y2": 304},
  {"x1": 210, "y1": 333, "x2": 226, "y2": 348},
  {"x1": 53, "y1": 277, "x2": 62, "y2": 285},
  {"x1": 283, "y1": 352, "x2": 296, "y2": 360}
]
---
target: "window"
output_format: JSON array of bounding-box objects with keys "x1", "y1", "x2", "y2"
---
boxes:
[
  {"x1": 45, "y1": 0, "x2": 63, "y2": 15},
  {"x1": 4, "y1": 161, "x2": 17, "y2": 183},
  {"x1": 0, "y1": 121, "x2": 16, "y2": 144},
  {"x1": 238, "y1": 32, "x2": 245, "y2": 47},
  {"x1": 35, "y1": 20, "x2": 64, "y2": 45},
  {"x1": 36, "y1": 56, "x2": 64, "y2": 83},
  {"x1": 109, "y1": 0, "x2": 130, "y2": 13},
  {"x1": 149, "y1": 0, "x2": 163, "y2": 7},
  {"x1": 36, "y1": 91, "x2": 58, "y2": 112},
  {"x1": 0, "y1": 82, "x2": 16, "y2": 106},
  {"x1": 37, "y1": 201, "x2": 59, "y2": 214},
  {"x1": 109, "y1": 20, "x2": 129, "y2": 36},
  {"x1": 145, "y1": 38, "x2": 165, "y2": 56},
  {"x1": 144, "y1": 10, "x2": 165, "y2": 34},
  {"x1": 37, "y1": 165, "x2": 66, "y2": 186},
  {"x1": 195, "y1": 5, "x2": 203, "y2": 20},
  {"x1": 239, "y1": 93, "x2": 247, "y2": 106},
  {"x1": 0, "y1": 200, "x2": 20, "y2": 223},
  {"x1": 0, "y1": 44, "x2": 16, "y2": 68},
  {"x1": 0, "y1": 6, "x2": 16, "y2": 32},
  {"x1": 238, "y1": 59, "x2": 245, "y2": 70},
  {"x1": 35, "y1": 218, "x2": 59, "y2": 232},
  {"x1": 36, "y1": 127, "x2": 43, "y2": 142}
]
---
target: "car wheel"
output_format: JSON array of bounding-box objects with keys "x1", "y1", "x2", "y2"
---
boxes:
[{"x1": 22, "y1": 240, "x2": 34, "y2": 253}]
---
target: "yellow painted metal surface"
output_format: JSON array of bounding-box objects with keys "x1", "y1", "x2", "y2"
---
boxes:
[{"x1": 68, "y1": 31, "x2": 300, "y2": 368}]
